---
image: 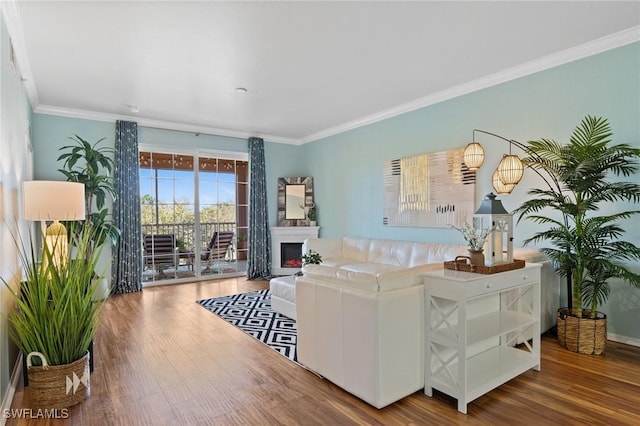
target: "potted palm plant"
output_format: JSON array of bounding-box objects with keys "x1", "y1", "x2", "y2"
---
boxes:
[
  {"x1": 58, "y1": 135, "x2": 120, "y2": 298},
  {"x1": 515, "y1": 116, "x2": 640, "y2": 354},
  {"x1": 3, "y1": 226, "x2": 106, "y2": 408},
  {"x1": 57, "y1": 135, "x2": 120, "y2": 254}
]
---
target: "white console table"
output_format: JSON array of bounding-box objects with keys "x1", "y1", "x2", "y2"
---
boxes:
[{"x1": 422, "y1": 264, "x2": 541, "y2": 413}]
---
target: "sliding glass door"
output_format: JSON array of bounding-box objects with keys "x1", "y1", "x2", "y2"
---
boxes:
[{"x1": 139, "y1": 150, "x2": 248, "y2": 284}]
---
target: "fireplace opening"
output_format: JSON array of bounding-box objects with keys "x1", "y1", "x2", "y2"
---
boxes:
[{"x1": 281, "y1": 242, "x2": 303, "y2": 268}]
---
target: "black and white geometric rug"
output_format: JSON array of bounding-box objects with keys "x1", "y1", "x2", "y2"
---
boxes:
[{"x1": 196, "y1": 289, "x2": 298, "y2": 363}]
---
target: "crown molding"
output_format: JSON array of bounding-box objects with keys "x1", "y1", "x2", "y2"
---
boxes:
[
  {"x1": 1, "y1": 0, "x2": 39, "y2": 107},
  {"x1": 2, "y1": 1, "x2": 298, "y2": 145},
  {"x1": 34, "y1": 104, "x2": 299, "y2": 145},
  {"x1": 300, "y1": 26, "x2": 640, "y2": 144},
  {"x1": 4, "y1": 0, "x2": 638, "y2": 147}
]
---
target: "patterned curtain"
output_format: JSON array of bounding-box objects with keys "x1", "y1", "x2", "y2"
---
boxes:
[
  {"x1": 247, "y1": 137, "x2": 271, "y2": 279},
  {"x1": 112, "y1": 120, "x2": 142, "y2": 293}
]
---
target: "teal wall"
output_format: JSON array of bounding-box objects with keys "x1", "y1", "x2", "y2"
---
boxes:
[
  {"x1": 0, "y1": 12, "x2": 33, "y2": 412},
  {"x1": 32, "y1": 114, "x2": 116, "y2": 180},
  {"x1": 304, "y1": 42, "x2": 640, "y2": 245},
  {"x1": 29, "y1": 42, "x2": 640, "y2": 342},
  {"x1": 302, "y1": 42, "x2": 640, "y2": 341},
  {"x1": 31, "y1": 117, "x2": 306, "y2": 232},
  {"x1": 138, "y1": 127, "x2": 247, "y2": 152}
]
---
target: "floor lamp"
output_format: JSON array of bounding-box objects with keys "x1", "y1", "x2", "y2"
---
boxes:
[
  {"x1": 22, "y1": 181, "x2": 86, "y2": 269},
  {"x1": 463, "y1": 129, "x2": 571, "y2": 308}
]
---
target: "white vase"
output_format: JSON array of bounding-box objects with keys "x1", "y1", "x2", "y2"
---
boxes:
[{"x1": 309, "y1": 221, "x2": 317, "y2": 226}]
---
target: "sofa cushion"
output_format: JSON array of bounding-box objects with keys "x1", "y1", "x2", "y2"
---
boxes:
[
  {"x1": 367, "y1": 239, "x2": 413, "y2": 267},
  {"x1": 302, "y1": 237, "x2": 551, "y2": 294},
  {"x1": 269, "y1": 275, "x2": 296, "y2": 302},
  {"x1": 320, "y1": 258, "x2": 362, "y2": 268},
  {"x1": 402, "y1": 242, "x2": 465, "y2": 267},
  {"x1": 513, "y1": 247, "x2": 549, "y2": 263},
  {"x1": 302, "y1": 262, "x2": 413, "y2": 292},
  {"x1": 342, "y1": 237, "x2": 371, "y2": 262},
  {"x1": 303, "y1": 238, "x2": 470, "y2": 293},
  {"x1": 302, "y1": 262, "x2": 441, "y2": 292},
  {"x1": 303, "y1": 237, "x2": 344, "y2": 260},
  {"x1": 346, "y1": 239, "x2": 471, "y2": 268}
]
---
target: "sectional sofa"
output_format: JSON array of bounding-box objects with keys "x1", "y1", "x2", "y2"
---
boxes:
[{"x1": 293, "y1": 237, "x2": 559, "y2": 408}]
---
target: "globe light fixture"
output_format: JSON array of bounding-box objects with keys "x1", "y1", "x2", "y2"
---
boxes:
[
  {"x1": 497, "y1": 154, "x2": 525, "y2": 185},
  {"x1": 463, "y1": 139, "x2": 485, "y2": 171},
  {"x1": 492, "y1": 168, "x2": 516, "y2": 194}
]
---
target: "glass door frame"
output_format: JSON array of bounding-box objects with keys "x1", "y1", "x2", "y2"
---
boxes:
[{"x1": 139, "y1": 144, "x2": 249, "y2": 285}]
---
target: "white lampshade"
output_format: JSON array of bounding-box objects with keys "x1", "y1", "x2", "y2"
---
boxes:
[
  {"x1": 463, "y1": 142, "x2": 485, "y2": 171},
  {"x1": 497, "y1": 154, "x2": 525, "y2": 185},
  {"x1": 23, "y1": 181, "x2": 86, "y2": 221},
  {"x1": 23, "y1": 181, "x2": 85, "y2": 270}
]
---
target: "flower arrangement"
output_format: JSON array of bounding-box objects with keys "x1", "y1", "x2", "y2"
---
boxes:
[{"x1": 453, "y1": 222, "x2": 493, "y2": 251}]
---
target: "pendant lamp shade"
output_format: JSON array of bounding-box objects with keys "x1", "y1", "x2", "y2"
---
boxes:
[
  {"x1": 492, "y1": 168, "x2": 516, "y2": 194},
  {"x1": 463, "y1": 142, "x2": 485, "y2": 171},
  {"x1": 497, "y1": 154, "x2": 524, "y2": 185}
]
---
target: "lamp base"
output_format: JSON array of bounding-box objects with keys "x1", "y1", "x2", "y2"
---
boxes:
[{"x1": 42, "y1": 219, "x2": 68, "y2": 270}]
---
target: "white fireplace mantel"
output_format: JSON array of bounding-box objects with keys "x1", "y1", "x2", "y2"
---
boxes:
[{"x1": 271, "y1": 226, "x2": 319, "y2": 275}]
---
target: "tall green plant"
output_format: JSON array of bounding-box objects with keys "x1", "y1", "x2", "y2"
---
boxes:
[
  {"x1": 514, "y1": 116, "x2": 640, "y2": 318},
  {"x1": 3, "y1": 226, "x2": 106, "y2": 365},
  {"x1": 58, "y1": 135, "x2": 120, "y2": 252}
]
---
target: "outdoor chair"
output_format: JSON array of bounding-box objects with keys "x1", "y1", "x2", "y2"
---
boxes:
[
  {"x1": 201, "y1": 231, "x2": 234, "y2": 273},
  {"x1": 143, "y1": 234, "x2": 179, "y2": 277}
]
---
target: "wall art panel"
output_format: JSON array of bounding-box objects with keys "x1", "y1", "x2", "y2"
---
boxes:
[{"x1": 383, "y1": 148, "x2": 475, "y2": 228}]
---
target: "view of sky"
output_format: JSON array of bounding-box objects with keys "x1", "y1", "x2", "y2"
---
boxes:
[{"x1": 139, "y1": 169, "x2": 237, "y2": 206}]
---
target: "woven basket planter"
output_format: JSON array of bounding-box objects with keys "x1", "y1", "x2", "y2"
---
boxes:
[
  {"x1": 26, "y1": 351, "x2": 90, "y2": 409},
  {"x1": 557, "y1": 308, "x2": 607, "y2": 355}
]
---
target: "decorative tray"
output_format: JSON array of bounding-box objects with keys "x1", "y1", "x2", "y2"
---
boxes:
[{"x1": 443, "y1": 257, "x2": 525, "y2": 274}]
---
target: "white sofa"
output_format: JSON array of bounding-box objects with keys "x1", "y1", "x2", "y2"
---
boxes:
[
  {"x1": 270, "y1": 275, "x2": 297, "y2": 319},
  {"x1": 295, "y1": 237, "x2": 559, "y2": 409}
]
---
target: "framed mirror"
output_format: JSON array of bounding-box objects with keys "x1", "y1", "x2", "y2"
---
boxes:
[
  {"x1": 278, "y1": 177, "x2": 313, "y2": 226},
  {"x1": 285, "y1": 184, "x2": 306, "y2": 219}
]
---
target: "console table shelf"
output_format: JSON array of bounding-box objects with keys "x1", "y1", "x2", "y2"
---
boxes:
[
  {"x1": 431, "y1": 345, "x2": 538, "y2": 404},
  {"x1": 431, "y1": 310, "x2": 537, "y2": 347},
  {"x1": 423, "y1": 264, "x2": 542, "y2": 413}
]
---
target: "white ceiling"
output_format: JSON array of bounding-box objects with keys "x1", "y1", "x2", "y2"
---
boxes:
[{"x1": 7, "y1": 1, "x2": 640, "y2": 144}]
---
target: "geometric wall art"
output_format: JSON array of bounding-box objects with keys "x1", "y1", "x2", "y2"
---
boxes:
[{"x1": 383, "y1": 148, "x2": 476, "y2": 228}]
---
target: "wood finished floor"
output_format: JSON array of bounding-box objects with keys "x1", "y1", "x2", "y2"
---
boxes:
[{"x1": 8, "y1": 277, "x2": 640, "y2": 425}]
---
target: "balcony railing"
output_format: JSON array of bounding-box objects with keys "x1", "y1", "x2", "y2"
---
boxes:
[{"x1": 141, "y1": 222, "x2": 237, "y2": 252}]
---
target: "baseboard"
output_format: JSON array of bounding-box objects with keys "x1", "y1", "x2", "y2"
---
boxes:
[
  {"x1": 608, "y1": 333, "x2": 640, "y2": 348},
  {"x1": 0, "y1": 354, "x2": 22, "y2": 426}
]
